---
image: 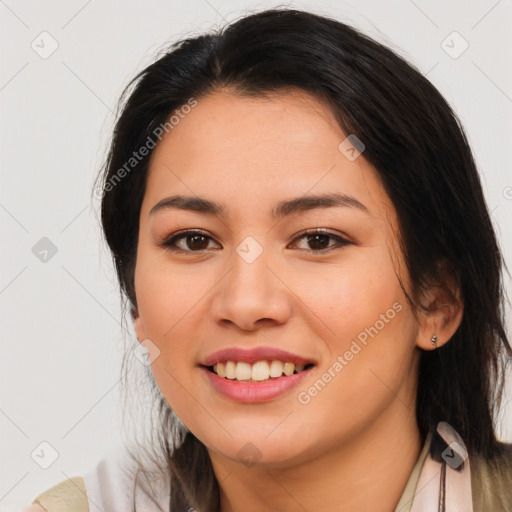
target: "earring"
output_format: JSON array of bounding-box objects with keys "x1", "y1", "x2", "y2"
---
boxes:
[{"x1": 431, "y1": 334, "x2": 438, "y2": 349}]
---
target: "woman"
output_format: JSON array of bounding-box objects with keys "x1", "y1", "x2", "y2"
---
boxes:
[{"x1": 26, "y1": 7, "x2": 512, "y2": 512}]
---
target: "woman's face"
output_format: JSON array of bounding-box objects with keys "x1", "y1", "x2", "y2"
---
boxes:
[{"x1": 133, "y1": 89, "x2": 423, "y2": 468}]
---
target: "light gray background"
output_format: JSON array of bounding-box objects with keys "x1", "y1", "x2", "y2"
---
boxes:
[{"x1": 1, "y1": 0, "x2": 511, "y2": 510}]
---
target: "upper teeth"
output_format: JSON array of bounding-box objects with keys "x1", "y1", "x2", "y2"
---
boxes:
[{"x1": 212, "y1": 361, "x2": 307, "y2": 381}]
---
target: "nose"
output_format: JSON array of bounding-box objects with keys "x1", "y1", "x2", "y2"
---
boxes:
[{"x1": 210, "y1": 246, "x2": 292, "y2": 332}]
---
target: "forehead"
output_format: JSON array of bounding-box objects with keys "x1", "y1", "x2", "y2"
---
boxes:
[
  {"x1": 150, "y1": 88, "x2": 342, "y2": 166},
  {"x1": 143, "y1": 89, "x2": 392, "y2": 221}
]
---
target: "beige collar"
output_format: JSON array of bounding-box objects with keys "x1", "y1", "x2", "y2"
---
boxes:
[{"x1": 395, "y1": 421, "x2": 473, "y2": 512}]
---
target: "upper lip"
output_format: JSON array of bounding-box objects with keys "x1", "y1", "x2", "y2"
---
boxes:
[{"x1": 201, "y1": 347, "x2": 317, "y2": 367}]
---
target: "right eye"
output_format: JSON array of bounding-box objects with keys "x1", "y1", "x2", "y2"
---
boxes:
[{"x1": 158, "y1": 229, "x2": 220, "y2": 253}]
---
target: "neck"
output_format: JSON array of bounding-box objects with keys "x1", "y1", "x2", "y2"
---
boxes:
[{"x1": 210, "y1": 401, "x2": 423, "y2": 512}]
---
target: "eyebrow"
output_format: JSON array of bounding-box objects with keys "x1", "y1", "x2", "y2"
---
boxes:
[{"x1": 149, "y1": 193, "x2": 369, "y2": 219}]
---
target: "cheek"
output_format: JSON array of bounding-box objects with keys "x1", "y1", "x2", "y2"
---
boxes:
[
  {"x1": 301, "y1": 255, "x2": 404, "y2": 344},
  {"x1": 134, "y1": 261, "x2": 202, "y2": 421},
  {"x1": 299, "y1": 254, "x2": 416, "y2": 401},
  {"x1": 134, "y1": 250, "x2": 202, "y2": 337},
  {"x1": 133, "y1": 259, "x2": 203, "y2": 405}
]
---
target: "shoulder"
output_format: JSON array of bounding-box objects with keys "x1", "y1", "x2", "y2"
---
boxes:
[
  {"x1": 26, "y1": 445, "x2": 170, "y2": 512},
  {"x1": 83, "y1": 444, "x2": 171, "y2": 511},
  {"x1": 470, "y1": 441, "x2": 512, "y2": 511},
  {"x1": 30, "y1": 476, "x2": 88, "y2": 512}
]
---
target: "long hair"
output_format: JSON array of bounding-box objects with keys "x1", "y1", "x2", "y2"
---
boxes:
[{"x1": 96, "y1": 8, "x2": 512, "y2": 511}]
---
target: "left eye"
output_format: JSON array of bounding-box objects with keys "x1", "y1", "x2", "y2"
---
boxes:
[
  {"x1": 159, "y1": 229, "x2": 349, "y2": 253},
  {"x1": 292, "y1": 230, "x2": 349, "y2": 252}
]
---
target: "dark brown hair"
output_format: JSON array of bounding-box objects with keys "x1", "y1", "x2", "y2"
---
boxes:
[{"x1": 97, "y1": 7, "x2": 512, "y2": 511}]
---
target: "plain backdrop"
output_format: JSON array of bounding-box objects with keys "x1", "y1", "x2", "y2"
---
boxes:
[{"x1": 1, "y1": 0, "x2": 511, "y2": 510}]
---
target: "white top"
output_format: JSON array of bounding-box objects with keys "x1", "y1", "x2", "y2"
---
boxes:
[{"x1": 83, "y1": 445, "x2": 171, "y2": 512}]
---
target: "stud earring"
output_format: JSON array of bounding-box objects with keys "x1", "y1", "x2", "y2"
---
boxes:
[{"x1": 431, "y1": 334, "x2": 438, "y2": 349}]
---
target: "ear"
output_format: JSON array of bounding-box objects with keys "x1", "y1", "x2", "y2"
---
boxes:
[
  {"x1": 131, "y1": 306, "x2": 146, "y2": 343},
  {"x1": 415, "y1": 267, "x2": 464, "y2": 351}
]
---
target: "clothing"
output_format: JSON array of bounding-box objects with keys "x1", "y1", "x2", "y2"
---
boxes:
[
  {"x1": 83, "y1": 446, "x2": 170, "y2": 512},
  {"x1": 32, "y1": 445, "x2": 171, "y2": 512},
  {"x1": 31, "y1": 422, "x2": 512, "y2": 512}
]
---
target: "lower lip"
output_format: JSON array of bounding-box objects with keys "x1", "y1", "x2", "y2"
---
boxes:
[{"x1": 201, "y1": 366, "x2": 314, "y2": 403}]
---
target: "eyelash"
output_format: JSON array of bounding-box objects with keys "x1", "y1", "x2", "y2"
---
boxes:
[{"x1": 157, "y1": 228, "x2": 350, "y2": 254}]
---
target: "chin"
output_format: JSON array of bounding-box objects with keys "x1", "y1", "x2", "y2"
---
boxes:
[{"x1": 205, "y1": 432, "x2": 314, "y2": 469}]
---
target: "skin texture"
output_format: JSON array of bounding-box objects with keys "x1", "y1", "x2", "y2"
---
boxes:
[{"x1": 133, "y1": 89, "x2": 463, "y2": 512}]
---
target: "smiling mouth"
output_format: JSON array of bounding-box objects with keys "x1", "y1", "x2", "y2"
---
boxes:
[{"x1": 205, "y1": 360, "x2": 315, "y2": 382}]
